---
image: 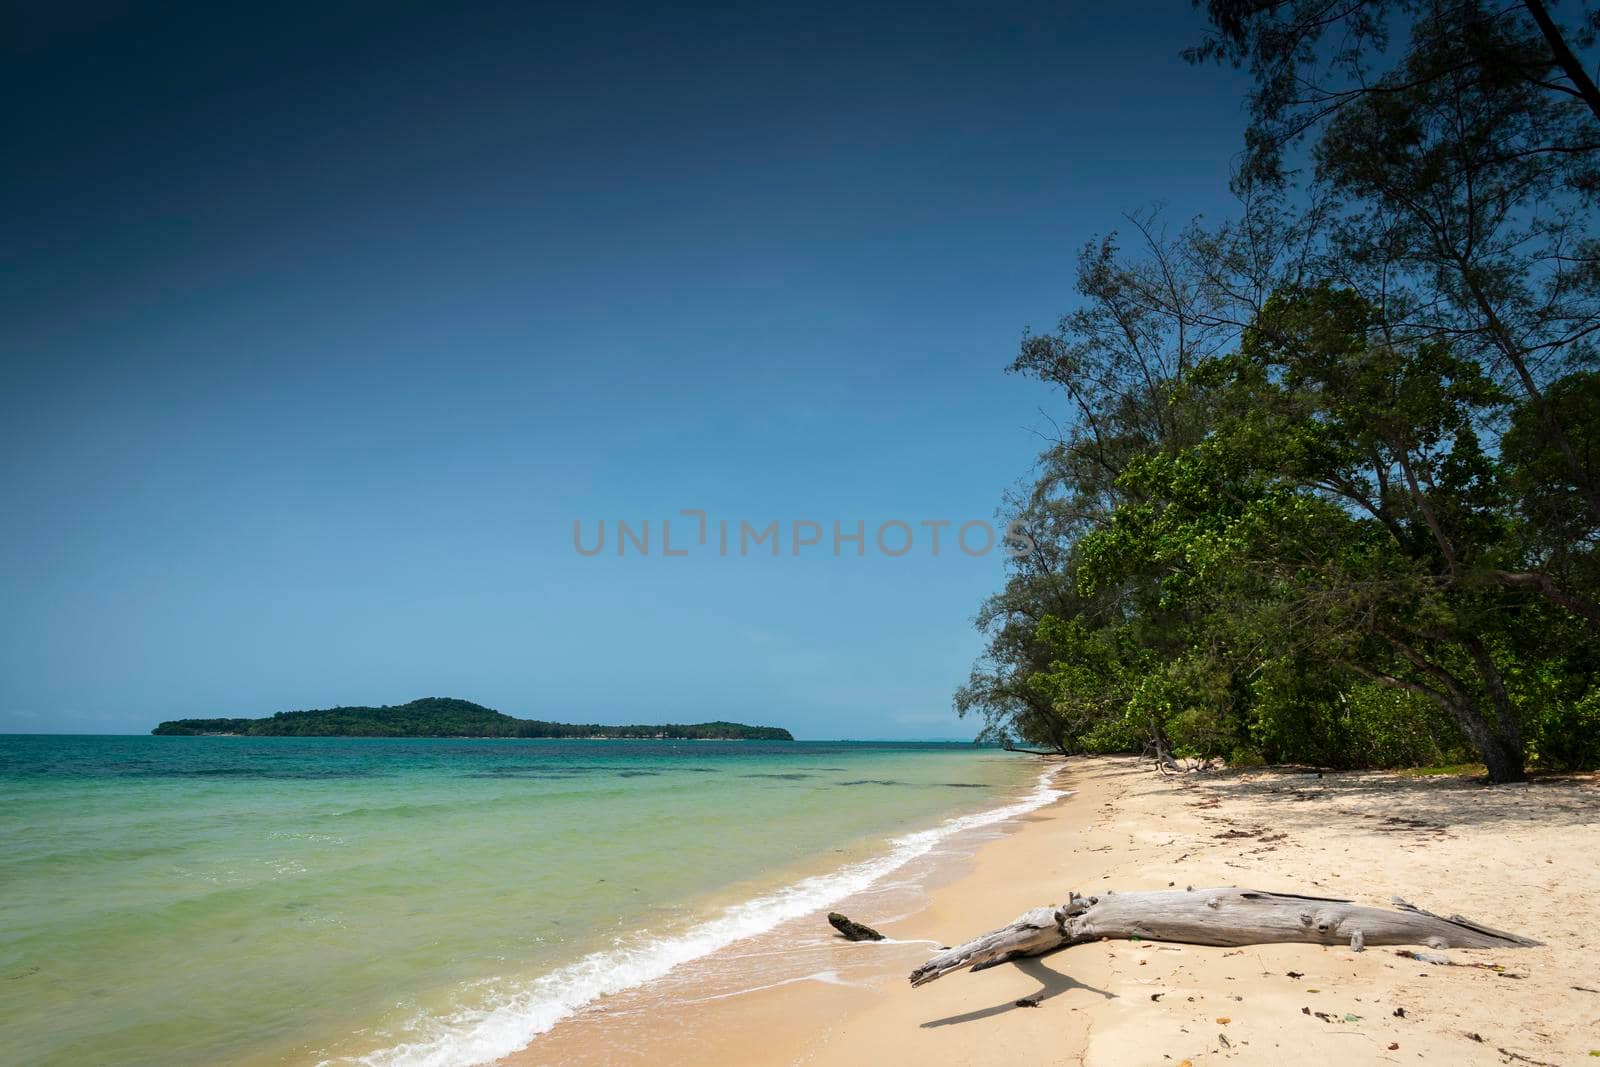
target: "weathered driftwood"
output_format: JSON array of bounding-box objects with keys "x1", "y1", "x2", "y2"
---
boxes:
[
  {"x1": 828, "y1": 911, "x2": 886, "y2": 941},
  {"x1": 908, "y1": 887, "x2": 1539, "y2": 987}
]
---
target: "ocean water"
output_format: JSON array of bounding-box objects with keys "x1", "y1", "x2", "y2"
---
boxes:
[{"x1": 0, "y1": 736, "x2": 1055, "y2": 1066}]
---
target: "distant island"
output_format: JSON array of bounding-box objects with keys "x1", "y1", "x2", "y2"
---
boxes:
[{"x1": 151, "y1": 697, "x2": 794, "y2": 740}]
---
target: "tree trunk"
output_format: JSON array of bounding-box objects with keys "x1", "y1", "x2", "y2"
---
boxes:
[
  {"x1": 1521, "y1": 0, "x2": 1600, "y2": 125},
  {"x1": 1146, "y1": 719, "x2": 1181, "y2": 773},
  {"x1": 908, "y1": 887, "x2": 1538, "y2": 987},
  {"x1": 1467, "y1": 636, "x2": 1526, "y2": 785},
  {"x1": 1445, "y1": 695, "x2": 1525, "y2": 785},
  {"x1": 1480, "y1": 734, "x2": 1526, "y2": 784},
  {"x1": 1445, "y1": 665, "x2": 1526, "y2": 786},
  {"x1": 1347, "y1": 649, "x2": 1527, "y2": 784}
]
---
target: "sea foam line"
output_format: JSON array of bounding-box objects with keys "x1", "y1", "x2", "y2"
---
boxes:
[{"x1": 334, "y1": 767, "x2": 1066, "y2": 1067}]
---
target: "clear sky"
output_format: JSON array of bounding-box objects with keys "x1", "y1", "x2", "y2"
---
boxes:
[{"x1": 2, "y1": 1, "x2": 1251, "y2": 737}]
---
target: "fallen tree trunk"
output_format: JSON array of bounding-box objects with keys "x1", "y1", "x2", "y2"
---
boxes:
[{"x1": 909, "y1": 887, "x2": 1539, "y2": 987}]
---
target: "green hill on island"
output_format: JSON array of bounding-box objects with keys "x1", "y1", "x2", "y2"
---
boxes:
[{"x1": 151, "y1": 697, "x2": 793, "y2": 740}]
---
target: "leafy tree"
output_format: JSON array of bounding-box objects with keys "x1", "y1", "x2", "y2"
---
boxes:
[
  {"x1": 1131, "y1": 285, "x2": 1540, "y2": 780},
  {"x1": 1188, "y1": 0, "x2": 1600, "y2": 181},
  {"x1": 955, "y1": 2, "x2": 1599, "y2": 780},
  {"x1": 1193, "y1": 0, "x2": 1600, "y2": 530}
]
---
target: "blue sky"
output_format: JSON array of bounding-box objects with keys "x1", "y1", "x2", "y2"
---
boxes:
[{"x1": 2, "y1": 1, "x2": 1251, "y2": 737}]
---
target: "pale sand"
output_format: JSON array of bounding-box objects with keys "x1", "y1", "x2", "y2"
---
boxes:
[{"x1": 502, "y1": 756, "x2": 1600, "y2": 1066}]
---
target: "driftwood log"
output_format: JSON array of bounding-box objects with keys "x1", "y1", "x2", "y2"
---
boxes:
[{"x1": 908, "y1": 887, "x2": 1539, "y2": 987}]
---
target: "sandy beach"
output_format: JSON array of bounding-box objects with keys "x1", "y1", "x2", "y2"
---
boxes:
[{"x1": 506, "y1": 756, "x2": 1600, "y2": 1066}]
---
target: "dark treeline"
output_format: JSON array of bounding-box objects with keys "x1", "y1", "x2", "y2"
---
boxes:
[
  {"x1": 152, "y1": 697, "x2": 795, "y2": 741},
  {"x1": 958, "y1": 1, "x2": 1599, "y2": 783}
]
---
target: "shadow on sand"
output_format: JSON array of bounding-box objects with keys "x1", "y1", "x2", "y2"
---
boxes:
[{"x1": 918, "y1": 956, "x2": 1115, "y2": 1028}]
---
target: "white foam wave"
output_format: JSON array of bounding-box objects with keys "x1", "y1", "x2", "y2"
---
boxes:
[
  {"x1": 677, "y1": 969, "x2": 856, "y2": 1005},
  {"x1": 332, "y1": 768, "x2": 1066, "y2": 1067}
]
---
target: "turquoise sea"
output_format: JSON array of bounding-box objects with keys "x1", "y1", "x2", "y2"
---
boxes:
[{"x1": 0, "y1": 736, "x2": 1056, "y2": 1066}]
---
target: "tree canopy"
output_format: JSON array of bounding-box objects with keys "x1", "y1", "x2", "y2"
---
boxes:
[{"x1": 958, "y1": 0, "x2": 1599, "y2": 782}]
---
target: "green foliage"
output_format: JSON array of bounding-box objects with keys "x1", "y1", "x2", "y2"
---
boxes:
[
  {"x1": 1503, "y1": 371, "x2": 1600, "y2": 561},
  {"x1": 957, "y1": 3, "x2": 1599, "y2": 780},
  {"x1": 1243, "y1": 659, "x2": 1461, "y2": 768},
  {"x1": 151, "y1": 698, "x2": 794, "y2": 741},
  {"x1": 1529, "y1": 686, "x2": 1600, "y2": 772},
  {"x1": 963, "y1": 280, "x2": 1596, "y2": 778}
]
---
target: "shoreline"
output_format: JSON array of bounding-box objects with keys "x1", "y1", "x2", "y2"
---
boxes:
[
  {"x1": 498, "y1": 755, "x2": 1087, "y2": 1066},
  {"x1": 332, "y1": 753, "x2": 1054, "y2": 1067},
  {"x1": 503, "y1": 756, "x2": 1599, "y2": 1066}
]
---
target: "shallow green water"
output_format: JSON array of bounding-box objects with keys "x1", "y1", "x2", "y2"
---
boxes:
[{"x1": 0, "y1": 736, "x2": 1044, "y2": 1066}]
